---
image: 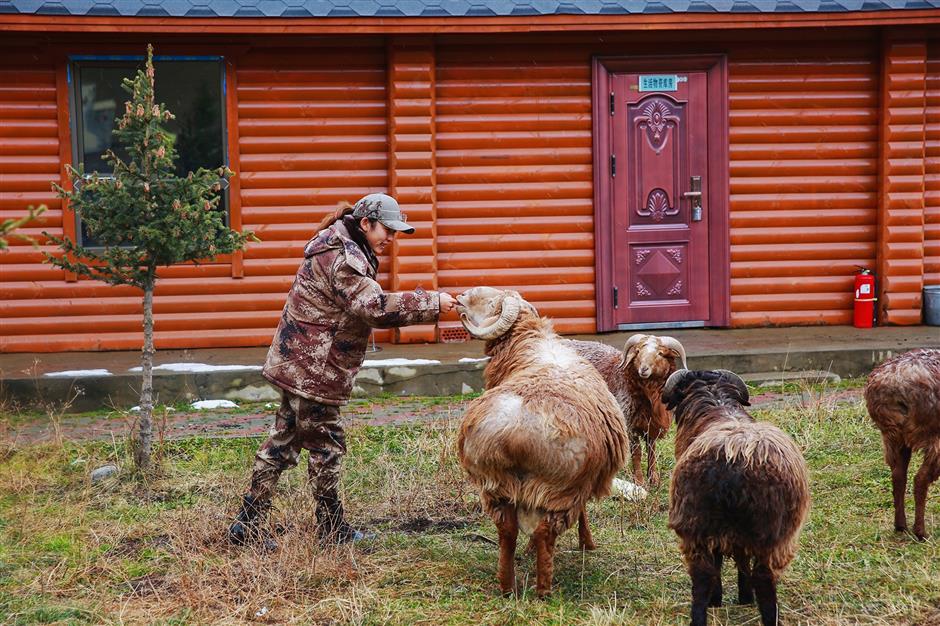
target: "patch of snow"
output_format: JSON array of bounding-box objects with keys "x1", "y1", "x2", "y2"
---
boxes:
[
  {"x1": 128, "y1": 363, "x2": 262, "y2": 373},
  {"x1": 255, "y1": 607, "x2": 269, "y2": 618},
  {"x1": 361, "y1": 358, "x2": 441, "y2": 367},
  {"x1": 264, "y1": 402, "x2": 278, "y2": 409},
  {"x1": 611, "y1": 478, "x2": 648, "y2": 502},
  {"x1": 458, "y1": 357, "x2": 490, "y2": 363},
  {"x1": 130, "y1": 406, "x2": 140, "y2": 412},
  {"x1": 44, "y1": 369, "x2": 112, "y2": 378},
  {"x1": 191, "y1": 399, "x2": 238, "y2": 410},
  {"x1": 129, "y1": 406, "x2": 175, "y2": 413}
]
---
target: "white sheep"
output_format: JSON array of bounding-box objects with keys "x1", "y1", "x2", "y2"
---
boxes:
[
  {"x1": 563, "y1": 334, "x2": 687, "y2": 486},
  {"x1": 455, "y1": 287, "x2": 628, "y2": 598}
]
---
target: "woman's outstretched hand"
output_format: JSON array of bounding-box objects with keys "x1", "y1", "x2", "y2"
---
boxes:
[{"x1": 439, "y1": 292, "x2": 457, "y2": 314}]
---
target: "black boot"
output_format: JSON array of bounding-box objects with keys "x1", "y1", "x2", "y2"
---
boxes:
[
  {"x1": 316, "y1": 494, "x2": 375, "y2": 545},
  {"x1": 228, "y1": 494, "x2": 278, "y2": 552}
]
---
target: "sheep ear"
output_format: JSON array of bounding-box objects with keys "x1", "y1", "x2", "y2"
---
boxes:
[
  {"x1": 618, "y1": 334, "x2": 647, "y2": 369},
  {"x1": 715, "y1": 369, "x2": 750, "y2": 406}
]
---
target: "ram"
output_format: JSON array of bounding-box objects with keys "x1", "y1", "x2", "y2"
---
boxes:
[
  {"x1": 563, "y1": 334, "x2": 686, "y2": 486},
  {"x1": 663, "y1": 369, "x2": 810, "y2": 626},
  {"x1": 455, "y1": 287, "x2": 628, "y2": 598},
  {"x1": 865, "y1": 348, "x2": 940, "y2": 540}
]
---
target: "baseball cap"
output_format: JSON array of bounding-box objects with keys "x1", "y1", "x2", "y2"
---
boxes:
[{"x1": 351, "y1": 193, "x2": 415, "y2": 234}]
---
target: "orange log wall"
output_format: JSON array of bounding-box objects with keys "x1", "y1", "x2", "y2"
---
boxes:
[
  {"x1": 0, "y1": 33, "x2": 936, "y2": 353},
  {"x1": 434, "y1": 44, "x2": 596, "y2": 333},
  {"x1": 728, "y1": 41, "x2": 879, "y2": 326},
  {"x1": 926, "y1": 41, "x2": 940, "y2": 287}
]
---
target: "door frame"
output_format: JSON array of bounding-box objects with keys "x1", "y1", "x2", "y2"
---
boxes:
[{"x1": 592, "y1": 54, "x2": 730, "y2": 332}]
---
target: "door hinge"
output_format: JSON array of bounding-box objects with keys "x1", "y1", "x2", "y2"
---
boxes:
[
  {"x1": 613, "y1": 286, "x2": 619, "y2": 308},
  {"x1": 609, "y1": 91, "x2": 615, "y2": 115},
  {"x1": 610, "y1": 154, "x2": 616, "y2": 177}
]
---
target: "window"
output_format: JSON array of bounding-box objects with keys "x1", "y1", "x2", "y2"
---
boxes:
[{"x1": 70, "y1": 56, "x2": 227, "y2": 246}]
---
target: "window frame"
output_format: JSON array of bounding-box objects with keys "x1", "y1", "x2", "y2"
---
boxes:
[{"x1": 67, "y1": 54, "x2": 230, "y2": 250}]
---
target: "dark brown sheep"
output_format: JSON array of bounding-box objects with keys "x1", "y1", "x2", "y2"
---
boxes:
[
  {"x1": 663, "y1": 369, "x2": 810, "y2": 626},
  {"x1": 865, "y1": 348, "x2": 940, "y2": 540},
  {"x1": 563, "y1": 334, "x2": 687, "y2": 487},
  {"x1": 455, "y1": 287, "x2": 628, "y2": 598}
]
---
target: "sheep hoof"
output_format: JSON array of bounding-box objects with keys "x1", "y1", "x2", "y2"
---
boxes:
[
  {"x1": 737, "y1": 592, "x2": 755, "y2": 605},
  {"x1": 913, "y1": 530, "x2": 928, "y2": 542},
  {"x1": 536, "y1": 588, "x2": 552, "y2": 600},
  {"x1": 894, "y1": 523, "x2": 908, "y2": 533},
  {"x1": 579, "y1": 541, "x2": 597, "y2": 551}
]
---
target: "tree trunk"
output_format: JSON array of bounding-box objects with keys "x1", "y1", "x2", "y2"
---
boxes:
[{"x1": 134, "y1": 280, "x2": 155, "y2": 473}]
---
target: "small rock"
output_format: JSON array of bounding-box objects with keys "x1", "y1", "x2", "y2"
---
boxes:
[
  {"x1": 90, "y1": 464, "x2": 119, "y2": 484},
  {"x1": 224, "y1": 384, "x2": 280, "y2": 402}
]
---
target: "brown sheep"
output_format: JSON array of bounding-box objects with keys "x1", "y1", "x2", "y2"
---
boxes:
[
  {"x1": 563, "y1": 334, "x2": 687, "y2": 487},
  {"x1": 663, "y1": 369, "x2": 810, "y2": 626},
  {"x1": 455, "y1": 287, "x2": 628, "y2": 598},
  {"x1": 865, "y1": 348, "x2": 940, "y2": 540}
]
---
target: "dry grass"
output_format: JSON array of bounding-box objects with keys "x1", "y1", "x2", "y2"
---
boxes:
[{"x1": 0, "y1": 390, "x2": 939, "y2": 625}]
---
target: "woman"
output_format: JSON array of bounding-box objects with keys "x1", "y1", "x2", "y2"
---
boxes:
[{"x1": 229, "y1": 193, "x2": 456, "y2": 549}]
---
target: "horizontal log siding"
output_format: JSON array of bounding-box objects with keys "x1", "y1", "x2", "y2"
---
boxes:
[
  {"x1": 877, "y1": 40, "x2": 927, "y2": 325},
  {"x1": 0, "y1": 53, "x2": 73, "y2": 351},
  {"x1": 727, "y1": 42, "x2": 880, "y2": 326},
  {"x1": 237, "y1": 46, "x2": 392, "y2": 343},
  {"x1": 434, "y1": 45, "x2": 596, "y2": 333},
  {"x1": 926, "y1": 43, "x2": 940, "y2": 287},
  {"x1": 0, "y1": 46, "x2": 392, "y2": 352}
]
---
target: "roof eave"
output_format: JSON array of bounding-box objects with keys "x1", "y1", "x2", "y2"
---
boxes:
[{"x1": 1, "y1": 10, "x2": 939, "y2": 34}]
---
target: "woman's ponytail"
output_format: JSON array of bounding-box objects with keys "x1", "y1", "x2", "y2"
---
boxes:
[{"x1": 318, "y1": 201, "x2": 355, "y2": 231}]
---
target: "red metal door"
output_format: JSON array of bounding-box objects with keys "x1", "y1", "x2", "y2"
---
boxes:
[{"x1": 611, "y1": 71, "x2": 710, "y2": 326}]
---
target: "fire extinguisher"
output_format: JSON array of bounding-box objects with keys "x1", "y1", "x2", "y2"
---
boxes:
[{"x1": 853, "y1": 267, "x2": 876, "y2": 328}]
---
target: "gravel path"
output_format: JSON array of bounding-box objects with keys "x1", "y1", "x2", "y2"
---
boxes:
[{"x1": 3, "y1": 388, "x2": 863, "y2": 445}]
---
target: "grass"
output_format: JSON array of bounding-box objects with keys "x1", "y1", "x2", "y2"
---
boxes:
[{"x1": 0, "y1": 388, "x2": 939, "y2": 625}]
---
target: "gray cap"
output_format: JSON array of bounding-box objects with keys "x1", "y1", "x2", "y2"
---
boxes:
[{"x1": 351, "y1": 193, "x2": 415, "y2": 234}]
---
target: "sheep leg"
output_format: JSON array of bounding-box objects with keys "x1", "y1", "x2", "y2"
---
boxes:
[
  {"x1": 533, "y1": 517, "x2": 560, "y2": 599},
  {"x1": 629, "y1": 434, "x2": 645, "y2": 486},
  {"x1": 578, "y1": 507, "x2": 596, "y2": 551},
  {"x1": 733, "y1": 550, "x2": 754, "y2": 605},
  {"x1": 912, "y1": 444, "x2": 940, "y2": 541},
  {"x1": 708, "y1": 548, "x2": 723, "y2": 608},
  {"x1": 751, "y1": 562, "x2": 779, "y2": 626},
  {"x1": 493, "y1": 504, "x2": 519, "y2": 596},
  {"x1": 646, "y1": 437, "x2": 660, "y2": 488},
  {"x1": 689, "y1": 553, "x2": 719, "y2": 626},
  {"x1": 884, "y1": 437, "x2": 912, "y2": 532}
]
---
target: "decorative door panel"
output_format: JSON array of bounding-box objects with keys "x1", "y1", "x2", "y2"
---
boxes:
[{"x1": 611, "y1": 71, "x2": 710, "y2": 326}]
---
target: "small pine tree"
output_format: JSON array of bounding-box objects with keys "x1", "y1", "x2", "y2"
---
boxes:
[
  {"x1": 0, "y1": 205, "x2": 46, "y2": 250},
  {"x1": 45, "y1": 45, "x2": 252, "y2": 473}
]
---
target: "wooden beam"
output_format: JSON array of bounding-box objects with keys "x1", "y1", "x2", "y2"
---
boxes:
[{"x1": 387, "y1": 37, "x2": 438, "y2": 343}]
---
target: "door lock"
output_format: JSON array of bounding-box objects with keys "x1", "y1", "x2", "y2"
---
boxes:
[{"x1": 683, "y1": 176, "x2": 703, "y2": 222}]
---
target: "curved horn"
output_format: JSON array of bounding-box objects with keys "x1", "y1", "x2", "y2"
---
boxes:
[
  {"x1": 715, "y1": 369, "x2": 750, "y2": 405},
  {"x1": 658, "y1": 336, "x2": 688, "y2": 370},
  {"x1": 662, "y1": 368, "x2": 692, "y2": 401},
  {"x1": 461, "y1": 295, "x2": 521, "y2": 340},
  {"x1": 617, "y1": 333, "x2": 649, "y2": 368}
]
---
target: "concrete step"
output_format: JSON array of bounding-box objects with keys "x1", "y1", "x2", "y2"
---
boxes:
[{"x1": 741, "y1": 370, "x2": 842, "y2": 387}]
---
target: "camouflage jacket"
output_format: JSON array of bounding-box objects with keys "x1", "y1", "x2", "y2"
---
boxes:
[{"x1": 263, "y1": 221, "x2": 439, "y2": 405}]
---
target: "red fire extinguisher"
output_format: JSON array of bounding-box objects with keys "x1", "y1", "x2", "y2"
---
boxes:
[{"x1": 853, "y1": 267, "x2": 876, "y2": 328}]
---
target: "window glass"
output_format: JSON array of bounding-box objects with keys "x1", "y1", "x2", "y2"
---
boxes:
[{"x1": 72, "y1": 58, "x2": 226, "y2": 247}]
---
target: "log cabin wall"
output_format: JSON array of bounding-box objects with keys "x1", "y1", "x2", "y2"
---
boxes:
[
  {"x1": 926, "y1": 40, "x2": 940, "y2": 288},
  {"x1": 0, "y1": 28, "x2": 934, "y2": 353}
]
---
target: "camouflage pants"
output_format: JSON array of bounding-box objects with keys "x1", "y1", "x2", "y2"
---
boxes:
[{"x1": 248, "y1": 392, "x2": 346, "y2": 503}]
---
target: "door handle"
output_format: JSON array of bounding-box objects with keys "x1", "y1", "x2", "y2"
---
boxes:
[{"x1": 685, "y1": 175, "x2": 703, "y2": 222}]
